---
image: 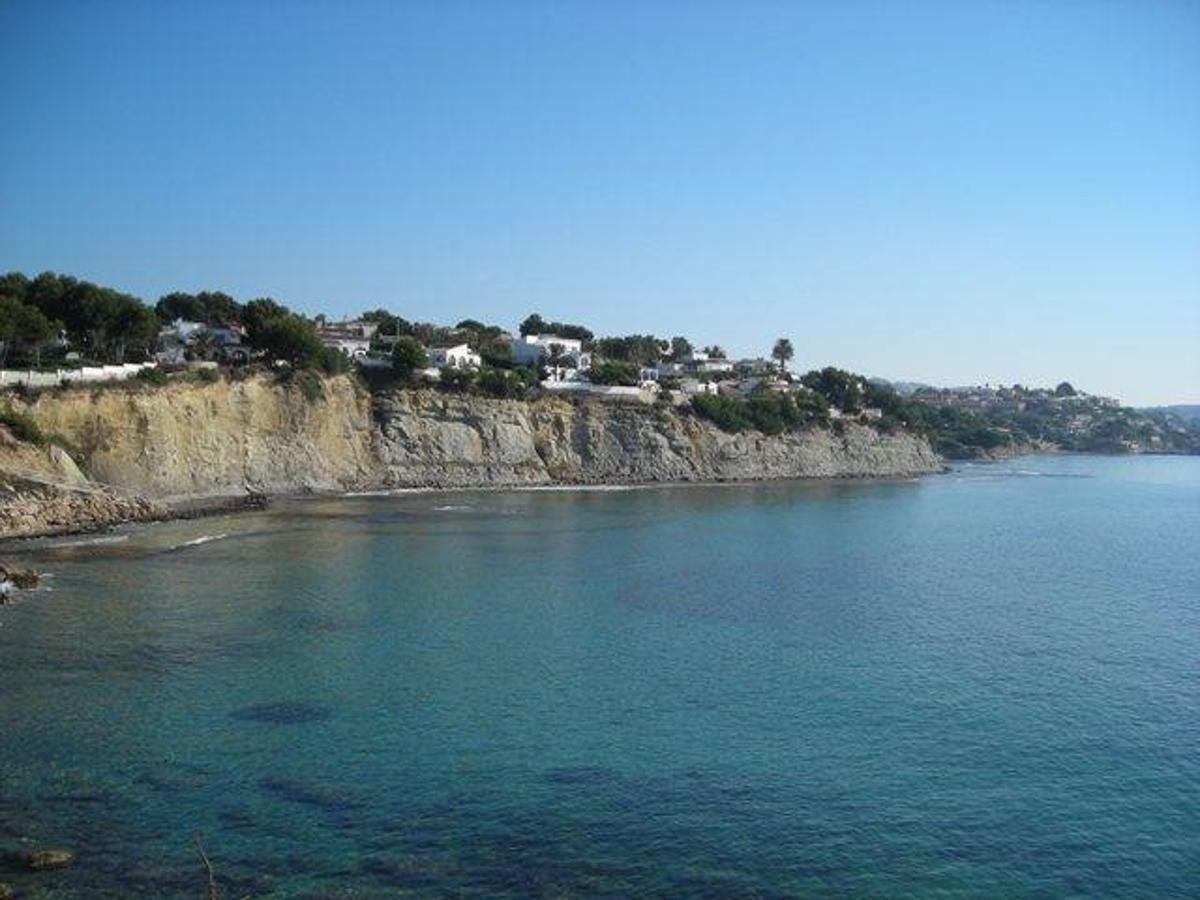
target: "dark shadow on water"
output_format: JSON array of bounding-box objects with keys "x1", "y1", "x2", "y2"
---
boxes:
[
  {"x1": 229, "y1": 700, "x2": 333, "y2": 725},
  {"x1": 258, "y1": 776, "x2": 365, "y2": 814},
  {"x1": 543, "y1": 765, "x2": 619, "y2": 787}
]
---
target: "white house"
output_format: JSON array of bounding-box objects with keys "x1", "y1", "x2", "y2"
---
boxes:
[
  {"x1": 678, "y1": 377, "x2": 719, "y2": 397},
  {"x1": 511, "y1": 333, "x2": 591, "y2": 371},
  {"x1": 318, "y1": 333, "x2": 372, "y2": 357},
  {"x1": 427, "y1": 343, "x2": 481, "y2": 369},
  {"x1": 656, "y1": 351, "x2": 734, "y2": 377},
  {"x1": 316, "y1": 319, "x2": 378, "y2": 358},
  {"x1": 735, "y1": 358, "x2": 777, "y2": 376},
  {"x1": 684, "y1": 351, "x2": 734, "y2": 375}
]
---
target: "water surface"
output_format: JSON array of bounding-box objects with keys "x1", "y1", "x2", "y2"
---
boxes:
[{"x1": 2, "y1": 456, "x2": 1198, "y2": 896}]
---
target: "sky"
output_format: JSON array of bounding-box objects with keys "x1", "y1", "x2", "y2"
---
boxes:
[{"x1": 1, "y1": 1, "x2": 1197, "y2": 405}]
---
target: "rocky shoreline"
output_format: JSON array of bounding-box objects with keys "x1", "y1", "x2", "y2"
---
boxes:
[
  {"x1": 1, "y1": 377, "x2": 947, "y2": 540},
  {"x1": 0, "y1": 486, "x2": 270, "y2": 544}
]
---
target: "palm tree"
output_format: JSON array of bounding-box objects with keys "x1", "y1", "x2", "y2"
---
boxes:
[
  {"x1": 190, "y1": 330, "x2": 216, "y2": 362},
  {"x1": 772, "y1": 338, "x2": 794, "y2": 374}
]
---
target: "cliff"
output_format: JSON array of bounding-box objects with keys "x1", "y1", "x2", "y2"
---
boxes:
[
  {"x1": 0, "y1": 426, "x2": 163, "y2": 538},
  {"x1": 13, "y1": 374, "x2": 381, "y2": 499},
  {"x1": 1, "y1": 375, "x2": 942, "y2": 537},
  {"x1": 375, "y1": 390, "x2": 942, "y2": 486}
]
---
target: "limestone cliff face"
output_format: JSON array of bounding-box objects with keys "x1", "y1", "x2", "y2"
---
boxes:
[
  {"x1": 15, "y1": 375, "x2": 381, "y2": 499},
  {"x1": 374, "y1": 390, "x2": 942, "y2": 487},
  {"x1": 4, "y1": 378, "x2": 941, "y2": 514}
]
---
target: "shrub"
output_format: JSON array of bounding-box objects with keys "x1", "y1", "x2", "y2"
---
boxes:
[
  {"x1": 692, "y1": 389, "x2": 830, "y2": 435},
  {"x1": 298, "y1": 370, "x2": 324, "y2": 403},
  {"x1": 478, "y1": 367, "x2": 531, "y2": 399},
  {"x1": 319, "y1": 346, "x2": 351, "y2": 375},
  {"x1": 136, "y1": 367, "x2": 170, "y2": 387},
  {"x1": 392, "y1": 337, "x2": 427, "y2": 379},
  {"x1": 691, "y1": 394, "x2": 751, "y2": 432},
  {"x1": 438, "y1": 366, "x2": 475, "y2": 392},
  {"x1": 0, "y1": 404, "x2": 46, "y2": 444},
  {"x1": 587, "y1": 360, "x2": 640, "y2": 386}
]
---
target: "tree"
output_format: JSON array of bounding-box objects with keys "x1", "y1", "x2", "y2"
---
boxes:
[
  {"x1": 156, "y1": 292, "x2": 206, "y2": 323},
  {"x1": 391, "y1": 336, "x2": 427, "y2": 378},
  {"x1": 197, "y1": 291, "x2": 238, "y2": 324},
  {"x1": 587, "y1": 360, "x2": 640, "y2": 386},
  {"x1": 157, "y1": 291, "x2": 238, "y2": 325},
  {"x1": 241, "y1": 298, "x2": 290, "y2": 342},
  {"x1": 0, "y1": 272, "x2": 31, "y2": 300},
  {"x1": 453, "y1": 319, "x2": 504, "y2": 350},
  {"x1": 189, "y1": 329, "x2": 216, "y2": 362},
  {"x1": 772, "y1": 338, "x2": 794, "y2": 373},
  {"x1": 519, "y1": 313, "x2": 547, "y2": 336},
  {"x1": 239, "y1": 298, "x2": 328, "y2": 367},
  {"x1": 254, "y1": 315, "x2": 324, "y2": 367},
  {"x1": 801, "y1": 367, "x2": 865, "y2": 413},
  {"x1": 518, "y1": 312, "x2": 593, "y2": 343},
  {"x1": 0, "y1": 296, "x2": 56, "y2": 367},
  {"x1": 478, "y1": 366, "x2": 534, "y2": 399},
  {"x1": 701, "y1": 345, "x2": 726, "y2": 359},
  {"x1": 669, "y1": 336, "x2": 692, "y2": 360},
  {"x1": 15, "y1": 272, "x2": 157, "y2": 363},
  {"x1": 594, "y1": 334, "x2": 662, "y2": 366},
  {"x1": 1055, "y1": 381, "x2": 1077, "y2": 397},
  {"x1": 479, "y1": 336, "x2": 514, "y2": 368}
]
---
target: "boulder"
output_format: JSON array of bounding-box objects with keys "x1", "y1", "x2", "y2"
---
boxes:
[
  {"x1": 0, "y1": 880, "x2": 13, "y2": 899},
  {"x1": 0, "y1": 565, "x2": 39, "y2": 590},
  {"x1": 21, "y1": 847, "x2": 74, "y2": 870}
]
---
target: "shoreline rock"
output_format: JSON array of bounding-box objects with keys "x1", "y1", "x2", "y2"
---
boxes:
[
  {"x1": 0, "y1": 483, "x2": 164, "y2": 541},
  {"x1": 0, "y1": 563, "x2": 39, "y2": 589},
  {"x1": 20, "y1": 848, "x2": 75, "y2": 871}
]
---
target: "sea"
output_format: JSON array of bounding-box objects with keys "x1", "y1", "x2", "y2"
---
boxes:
[{"x1": 1, "y1": 454, "x2": 1197, "y2": 897}]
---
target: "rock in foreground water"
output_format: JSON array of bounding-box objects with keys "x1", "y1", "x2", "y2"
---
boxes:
[
  {"x1": 0, "y1": 564, "x2": 39, "y2": 589},
  {"x1": 21, "y1": 847, "x2": 75, "y2": 870}
]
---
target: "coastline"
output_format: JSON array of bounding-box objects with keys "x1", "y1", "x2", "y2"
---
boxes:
[
  {"x1": 1, "y1": 466, "x2": 949, "y2": 546},
  {"x1": 1, "y1": 380, "x2": 946, "y2": 541},
  {"x1": 0, "y1": 490, "x2": 269, "y2": 546},
  {"x1": 9, "y1": 376, "x2": 1189, "y2": 545}
]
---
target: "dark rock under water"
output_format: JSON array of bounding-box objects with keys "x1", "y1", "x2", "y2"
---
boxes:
[{"x1": 228, "y1": 700, "x2": 333, "y2": 725}]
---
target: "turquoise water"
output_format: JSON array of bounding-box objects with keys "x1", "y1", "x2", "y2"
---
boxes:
[{"x1": 1, "y1": 455, "x2": 1198, "y2": 897}]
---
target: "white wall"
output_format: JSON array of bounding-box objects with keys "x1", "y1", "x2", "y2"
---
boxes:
[{"x1": 0, "y1": 362, "x2": 157, "y2": 390}]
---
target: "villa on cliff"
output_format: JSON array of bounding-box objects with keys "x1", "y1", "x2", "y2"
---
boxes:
[
  {"x1": 510, "y1": 334, "x2": 592, "y2": 384},
  {"x1": 316, "y1": 318, "x2": 377, "y2": 358},
  {"x1": 156, "y1": 318, "x2": 250, "y2": 366},
  {"x1": 427, "y1": 343, "x2": 482, "y2": 370},
  {"x1": 510, "y1": 334, "x2": 591, "y2": 370}
]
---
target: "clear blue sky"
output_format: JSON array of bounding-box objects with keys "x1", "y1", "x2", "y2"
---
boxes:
[{"x1": 1, "y1": 1, "x2": 1197, "y2": 404}]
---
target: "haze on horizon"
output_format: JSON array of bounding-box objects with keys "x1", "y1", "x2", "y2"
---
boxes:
[{"x1": 1, "y1": 1, "x2": 1197, "y2": 406}]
